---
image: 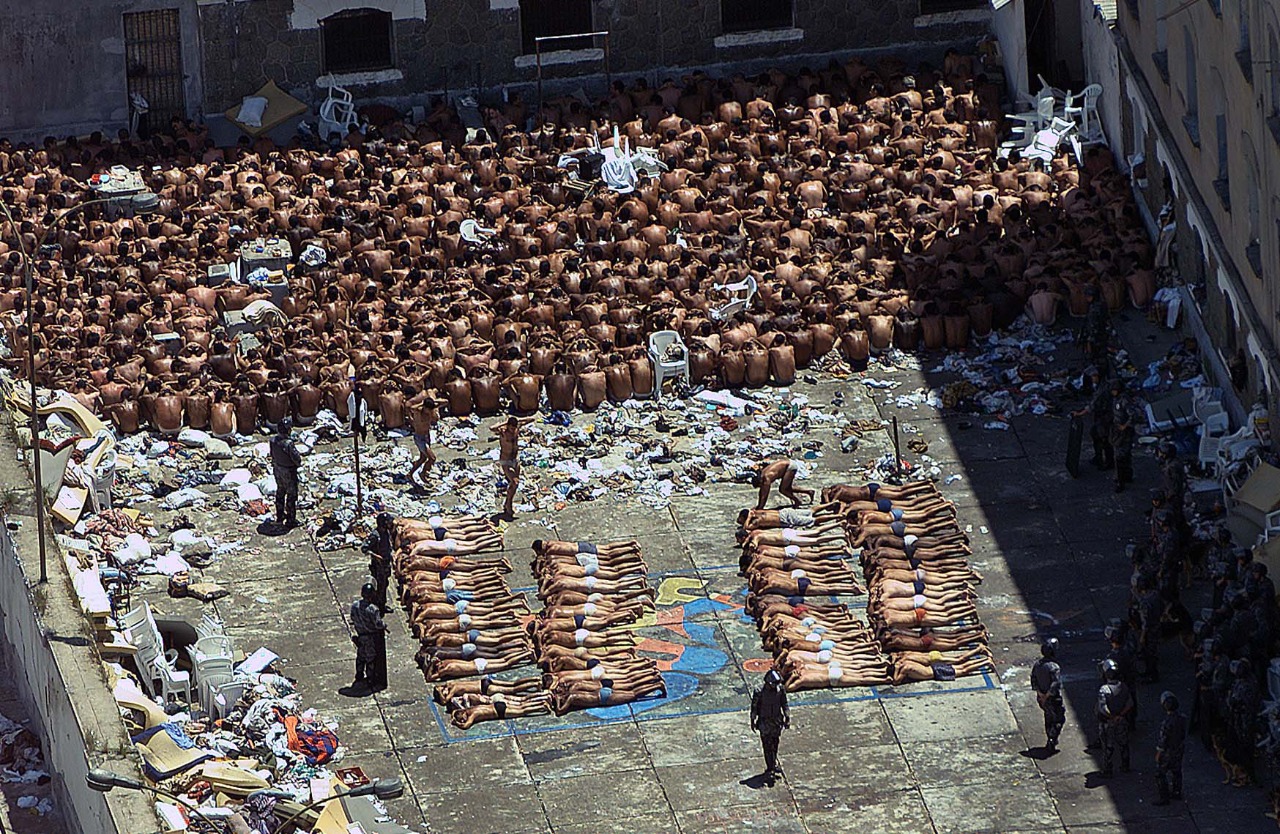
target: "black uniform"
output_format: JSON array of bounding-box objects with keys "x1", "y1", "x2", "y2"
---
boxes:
[
  {"x1": 269, "y1": 432, "x2": 302, "y2": 527},
  {"x1": 1031, "y1": 657, "x2": 1065, "y2": 748},
  {"x1": 1106, "y1": 643, "x2": 1140, "y2": 729},
  {"x1": 1096, "y1": 681, "x2": 1133, "y2": 775},
  {"x1": 1110, "y1": 394, "x2": 1137, "y2": 489},
  {"x1": 350, "y1": 596, "x2": 387, "y2": 690},
  {"x1": 1085, "y1": 296, "x2": 1111, "y2": 371},
  {"x1": 1087, "y1": 387, "x2": 1115, "y2": 469},
  {"x1": 363, "y1": 529, "x2": 394, "y2": 613},
  {"x1": 750, "y1": 675, "x2": 790, "y2": 777},
  {"x1": 1156, "y1": 708, "x2": 1187, "y2": 802}
]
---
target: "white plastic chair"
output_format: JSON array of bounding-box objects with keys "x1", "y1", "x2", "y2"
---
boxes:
[
  {"x1": 208, "y1": 679, "x2": 246, "y2": 720},
  {"x1": 1022, "y1": 118, "x2": 1077, "y2": 165},
  {"x1": 710, "y1": 275, "x2": 758, "y2": 322},
  {"x1": 153, "y1": 652, "x2": 192, "y2": 705},
  {"x1": 648, "y1": 330, "x2": 690, "y2": 397},
  {"x1": 192, "y1": 635, "x2": 235, "y2": 663},
  {"x1": 1064, "y1": 83, "x2": 1103, "y2": 141},
  {"x1": 196, "y1": 614, "x2": 226, "y2": 641},
  {"x1": 1196, "y1": 411, "x2": 1232, "y2": 470},
  {"x1": 1193, "y1": 386, "x2": 1226, "y2": 425},
  {"x1": 317, "y1": 78, "x2": 359, "y2": 142},
  {"x1": 1009, "y1": 94, "x2": 1055, "y2": 136},
  {"x1": 198, "y1": 672, "x2": 233, "y2": 713}
]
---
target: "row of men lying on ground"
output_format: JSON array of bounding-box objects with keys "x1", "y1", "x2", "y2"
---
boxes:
[
  {"x1": 739, "y1": 480, "x2": 991, "y2": 689},
  {"x1": 1, "y1": 49, "x2": 1157, "y2": 436},
  {"x1": 391, "y1": 519, "x2": 664, "y2": 725}
]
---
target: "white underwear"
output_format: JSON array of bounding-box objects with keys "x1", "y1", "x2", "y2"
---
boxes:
[
  {"x1": 782, "y1": 529, "x2": 799, "y2": 543},
  {"x1": 474, "y1": 658, "x2": 488, "y2": 673},
  {"x1": 576, "y1": 553, "x2": 599, "y2": 567},
  {"x1": 784, "y1": 544, "x2": 801, "y2": 557},
  {"x1": 817, "y1": 648, "x2": 833, "y2": 663},
  {"x1": 903, "y1": 534, "x2": 919, "y2": 547},
  {"x1": 790, "y1": 569, "x2": 807, "y2": 579},
  {"x1": 591, "y1": 665, "x2": 605, "y2": 679},
  {"x1": 800, "y1": 616, "x2": 817, "y2": 627},
  {"x1": 913, "y1": 593, "x2": 926, "y2": 608},
  {"x1": 582, "y1": 562, "x2": 598, "y2": 576},
  {"x1": 442, "y1": 577, "x2": 457, "y2": 592},
  {"x1": 458, "y1": 613, "x2": 473, "y2": 628},
  {"x1": 461, "y1": 642, "x2": 477, "y2": 657},
  {"x1": 428, "y1": 515, "x2": 444, "y2": 528},
  {"x1": 454, "y1": 600, "x2": 469, "y2": 613},
  {"x1": 587, "y1": 592, "x2": 603, "y2": 602},
  {"x1": 827, "y1": 661, "x2": 844, "y2": 682},
  {"x1": 574, "y1": 627, "x2": 590, "y2": 646},
  {"x1": 582, "y1": 601, "x2": 598, "y2": 616}
]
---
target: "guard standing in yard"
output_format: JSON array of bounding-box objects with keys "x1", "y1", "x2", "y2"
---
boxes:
[
  {"x1": 1097, "y1": 659, "x2": 1133, "y2": 777},
  {"x1": 1031, "y1": 638, "x2": 1065, "y2": 752},
  {"x1": 350, "y1": 583, "x2": 388, "y2": 693},
  {"x1": 1071, "y1": 376, "x2": 1114, "y2": 471},
  {"x1": 1110, "y1": 380, "x2": 1138, "y2": 493},
  {"x1": 270, "y1": 417, "x2": 302, "y2": 529},
  {"x1": 363, "y1": 512, "x2": 395, "y2": 614},
  {"x1": 1155, "y1": 691, "x2": 1186, "y2": 805},
  {"x1": 751, "y1": 668, "x2": 790, "y2": 784}
]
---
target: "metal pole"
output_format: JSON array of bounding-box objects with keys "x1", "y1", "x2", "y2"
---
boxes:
[
  {"x1": 24, "y1": 255, "x2": 46, "y2": 584},
  {"x1": 0, "y1": 193, "x2": 154, "y2": 585},
  {"x1": 351, "y1": 369, "x2": 363, "y2": 515},
  {"x1": 536, "y1": 40, "x2": 544, "y2": 120},
  {"x1": 891, "y1": 416, "x2": 903, "y2": 483}
]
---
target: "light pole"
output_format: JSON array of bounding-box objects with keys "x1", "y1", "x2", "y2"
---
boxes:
[
  {"x1": 0, "y1": 190, "x2": 158, "y2": 583},
  {"x1": 268, "y1": 776, "x2": 404, "y2": 832},
  {"x1": 86, "y1": 768, "x2": 222, "y2": 832}
]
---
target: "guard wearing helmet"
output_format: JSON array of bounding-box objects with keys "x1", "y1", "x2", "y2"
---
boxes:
[
  {"x1": 1031, "y1": 638, "x2": 1065, "y2": 752},
  {"x1": 362, "y1": 512, "x2": 395, "y2": 613},
  {"x1": 750, "y1": 667, "x2": 791, "y2": 783},
  {"x1": 269, "y1": 417, "x2": 302, "y2": 528},
  {"x1": 1155, "y1": 691, "x2": 1186, "y2": 804},
  {"x1": 350, "y1": 582, "x2": 387, "y2": 692},
  {"x1": 1096, "y1": 659, "x2": 1133, "y2": 776}
]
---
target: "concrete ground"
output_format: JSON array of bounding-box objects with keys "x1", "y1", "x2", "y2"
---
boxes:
[{"x1": 127, "y1": 308, "x2": 1276, "y2": 833}]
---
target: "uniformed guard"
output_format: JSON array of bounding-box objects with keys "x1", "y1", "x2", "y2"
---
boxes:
[
  {"x1": 350, "y1": 583, "x2": 388, "y2": 692},
  {"x1": 1084, "y1": 286, "x2": 1111, "y2": 373},
  {"x1": 750, "y1": 668, "x2": 790, "y2": 783},
  {"x1": 1096, "y1": 659, "x2": 1133, "y2": 777},
  {"x1": 1105, "y1": 625, "x2": 1139, "y2": 730},
  {"x1": 1110, "y1": 380, "x2": 1137, "y2": 492},
  {"x1": 1031, "y1": 638, "x2": 1065, "y2": 752},
  {"x1": 362, "y1": 512, "x2": 395, "y2": 614},
  {"x1": 1071, "y1": 378, "x2": 1114, "y2": 471},
  {"x1": 269, "y1": 417, "x2": 302, "y2": 528},
  {"x1": 1155, "y1": 691, "x2": 1186, "y2": 805}
]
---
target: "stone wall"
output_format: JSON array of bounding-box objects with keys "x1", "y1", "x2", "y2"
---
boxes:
[{"x1": 198, "y1": 0, "x2": 988, "y2": 114}]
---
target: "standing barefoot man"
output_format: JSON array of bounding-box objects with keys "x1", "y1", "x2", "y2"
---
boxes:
[
  {"x1": 407, "y1": 390, "x2": 439, "y2": 491},
  {"x1": 753, "y1": 459, "x2": 815, "y2": 509},
  {"x1": 490, "y1": 416, "x2": 533, "y2": 519}
]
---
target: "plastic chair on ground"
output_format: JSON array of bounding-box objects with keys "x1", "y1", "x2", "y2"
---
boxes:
[
  {"x1": 208, "y1": 679, "x2": 247, "y2": 721},
  {"x1": 1008, "y1": 94, "x2": 1055, "y2": 137},
  {"x1": 196, "y1": 613, "x2": 226, "y2": 641},
  {"x1": 1193, "y1": 386, "x2": 1226, "y2": 425},
  {"x1": 1196, "y1": 411, "x2": 1232, "y2": 470},
  {"x1": 153, "y1": 651, "x2": 192, "y2": 706},
  {"x1": 1064, "y1": 83, "x2": 1103, "y2": 141},
  {"x1": 198, "y1": 672, "x2": 233, "y2": 713},
  {"x1": 710, "y1": 275, "x2": 758, "y2": 322},
  {"x1": 648, "y1": 330, "x2": 690, "y2": 397},
  {"x1": 317, "y1": 78, "x2": 359, "y2": 142},
  {"x1": 1022, "y1": 118, "x2": 1077, "y2": 165}
]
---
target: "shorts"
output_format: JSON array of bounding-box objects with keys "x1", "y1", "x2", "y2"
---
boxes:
[
  {"x1": 779, "y1": 507, "x2": 815, "y2": 528},
  {"x1": 499, "y1": 459, "x2": 519, "y2": 477},
  {"x1": 578, "y1": 542, "x2": 598, "y2": 556},
  {"x1": 414, "y1": 433, "x2": 429, "y2": 452}
]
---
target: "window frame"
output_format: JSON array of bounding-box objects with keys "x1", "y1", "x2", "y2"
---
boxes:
[
  {"x1": 720, "y1": 0, "x2": 795, "y2": 33},
  {"x1": 320, "y1": 8, "x2": 395, "y2": 76}
]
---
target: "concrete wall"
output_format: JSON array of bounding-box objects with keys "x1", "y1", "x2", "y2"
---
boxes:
[
  {"x1": 991, "y1": 0, "x2": 1030, "y2": 100},
  {"x1": 1078, "y1": 0, "x2": 1122, "y2": 143},
  {"x1": 1114, "y1": 0, "x2": 1280, "y2": 411},
  {"x1": 196, "y1": 0, "x2": 989, "y2": 114},
  {"x1": 0, "y1": 423, "x2": 160, "y2": 834},
  {"x1": 0, "y1": 0, "x2": 202, "y2": 143}
]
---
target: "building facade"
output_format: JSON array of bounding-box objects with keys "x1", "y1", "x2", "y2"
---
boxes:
[
  {"x1": 0, "y1": 0, "x2": 993, "y2": 141},
  {"x1": 1097, "y1": 0, "x2": 1280, "y2": 417}
]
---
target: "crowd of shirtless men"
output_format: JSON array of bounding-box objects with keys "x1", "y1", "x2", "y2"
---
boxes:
[
  {"x1": 741, "y1": 477, "x2": 991, "y2": 690},
  {"x1": 0, "y1": 48, "x2": 1155, "y2": 442},
  {"x1": 391, "y1": 514, "x2": 663, "y2": 727}
]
